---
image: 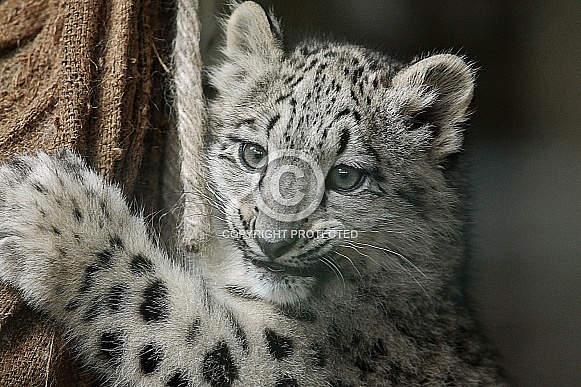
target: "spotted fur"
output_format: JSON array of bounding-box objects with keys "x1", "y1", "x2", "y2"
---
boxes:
[{"x1": 0, "y1": 2, "x2": 506, "y2": 386}]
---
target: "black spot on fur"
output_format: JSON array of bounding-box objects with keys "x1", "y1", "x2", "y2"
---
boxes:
[
  {"x1": 187, "y1": 318, "x2": 201, "y2": 343},
  {"x1": 99, "y1": 198, "x2": 110, "y2": 220},
  {"x1": 80, "y1": 263, "x2": 101, "y2": 292},
  {"x1": 52, "y1": 226, "x2": 61, "y2": 236},
  {"x1": 275, "y1": 374, "x2": 298, "y2": 387},
  {"x1": 338, "y1": 127, "x2": 350, "y2": 156},
  {"x1": 218, "y1": 154, "x2": 237, "y2": 164},
  {"x1": 139, "y1": 343, "x2": 165, "y2": 374},
  {"x1": 237, "y1": 117, "x2": 255, "y2": 128},
  {"x1": 224, "y1": 285, "x2": 261, "y2": 301},
  {"x1": 299, "y1": 46, "x2": 314, "y2": 56},
  {"x1": 311, "y1": 345, "x2": 326, "y2": 367},
  {"x1": 33, "y1": 182, "x2": 48, "y2": 194},
  {"x1": 109, "y1": 235, "x2": 123, "y2": 249},
  {"x1": 275, "y1": 93, "x2": 292, "y2": 104},
  {"x1": 7, "y1": 156, "x2": 32, "y2": 178},
  {"x1": 266, "y1": 114, "x2": 281, "y2": 137},
  {"x1": 107, "y1": 284, "x2": 129, "y2": 312},
  {"x1": 57, "y1": 152, "x2": 84, "y2": 177},
  {"x1": 65, "y1": 297, "x2": 82, "y2": 311},
  {"x1": 73, "y1": 205, "x2": 83, "y2": 222},
  {"x1": 167, "y1": 372, "x2": 190, "y2": 387},
  {"x1": 351, "y1": 67, "x2": 364, "y2": 85},
  {"x1": 369, "y1": 167, "x2": 385, "y2": 183},
  {"x1": 231, "y1": 318, "x2": 248, "y2": 353},
  {"x1": 288, "y1": 75, "x2": 304, "y2": 88},
  {"x1": 140, "y1": 279, "x2": 169, "y2": 322},
  {"x1": 395, "y1": 185, "x2": 426, "y2": 209},
  {"x1": 304, "y1": 57, "x2": 319, "y2": 71},
  {"x1": 350, "y1": 88, "x2": 359, "y2": 105},
  {"x1": 130, "y1": 254, "x2": 154, "y2": 275},
  {"x1": 84, "y1": 187, "x2": 97, "y2": 199},
  {"x1": 83, "y1": 297, "x2": 101, "y2": 322},
  {"x1": 277, "y1": 305, "x2": 316, "y2": 323},
  {"x1": 265, "y1": 329, "x2": 294, "y2": 360},
  {"x1": 100, "y1": 331, "x2": 124, "y2": 363},
  {"x1": 96, "y1": 248, "x2": 114, "y2": 267},
  {"x1": 317, "y1": 62, "x2": 328, "y2": 76},
  {"x1": 202, "y1": 341, "x2": 238, "y2": 387}
]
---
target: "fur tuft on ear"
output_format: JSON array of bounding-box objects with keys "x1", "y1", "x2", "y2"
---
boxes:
[
  {"x1": 224, "y1": 1, "x2": 283, "y2": 60},
  {"x1": 392, "y1": 54, "x2": 475, "y2": 160}
]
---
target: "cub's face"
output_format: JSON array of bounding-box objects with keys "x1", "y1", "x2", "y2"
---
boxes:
[{"x1": 206, "y1": 2, "x2": 474, "y2": 305}]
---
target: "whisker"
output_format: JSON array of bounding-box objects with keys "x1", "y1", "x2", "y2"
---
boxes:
[
  {"x1": 332, "y1": 250, "x2": 362, "y2": 278},
  {"x1": 183, "y1": 189, "x2": 225, "y2": 213},
  {"x1": 319, "y1": 256, "x2": 345, "y2": 286},
  {"x1": 340, "y1": 241, "x2": 430, "y2": 298},
  {"x1": 339, "y1": 242, "x2": 410, "y2": 278},
  {"x1": 345, "y1": 240, "x2": 429, "y2": 279}
]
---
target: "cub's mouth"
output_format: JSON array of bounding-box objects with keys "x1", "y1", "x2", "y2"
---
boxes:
[{"x1": 250, "y1": 258, "x2": 324, "y2": 278}]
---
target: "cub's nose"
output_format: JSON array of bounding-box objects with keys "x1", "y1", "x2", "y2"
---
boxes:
[{"x1": 256, "y1": 233, "x2": 297, "y2": 259}]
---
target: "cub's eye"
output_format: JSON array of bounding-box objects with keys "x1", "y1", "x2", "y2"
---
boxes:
[
  {"x1": 327, "y1": 164, "x2": 365, "y2": 192},
  {"x1": 240, "y1": 142, "x2": 267, "y2": 170}
]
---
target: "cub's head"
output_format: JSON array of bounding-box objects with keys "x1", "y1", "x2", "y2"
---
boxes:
[{"x1": 206, "y1": 2, "x2": 474, "y2": 305}]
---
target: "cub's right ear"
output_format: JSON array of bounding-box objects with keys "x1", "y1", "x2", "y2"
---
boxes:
[
  {"x1": 223, "y1": 1, "x2": 283, "y2": 61},
  {"x1": 391, "y1": 54, "x2": 475, "y2": 161}
]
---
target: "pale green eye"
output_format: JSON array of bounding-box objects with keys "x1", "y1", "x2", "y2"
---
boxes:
[
  {"x1": 327, "y1": 164, "x2": 365, "y2": 192},
  {"x1": 240, "y1": 142, "x2": 267, "y2": 170}
]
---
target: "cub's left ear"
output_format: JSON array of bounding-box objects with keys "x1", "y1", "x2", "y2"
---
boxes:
[
  {"x1": 224, "y1": 1, "x2": 283, "y2": 61},
  {"x1": 209, "y1": 2, "x2": 284, "y2": 93},
  {"x1": 392, "y1": 54, "x2": 475, "y2": 161}
]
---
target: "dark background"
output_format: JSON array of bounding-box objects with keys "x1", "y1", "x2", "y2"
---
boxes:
[{"x1": 203, "y1": 1, "x2": 581, "y2": 385}]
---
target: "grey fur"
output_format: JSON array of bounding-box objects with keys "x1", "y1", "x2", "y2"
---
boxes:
[{"x1": 0, "y1": 2, "x2": 506, "y2": 386}]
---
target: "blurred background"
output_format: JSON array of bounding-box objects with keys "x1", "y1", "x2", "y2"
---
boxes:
[{"x1": 202, "y1": 1, "x2": 581, "y2": 385}]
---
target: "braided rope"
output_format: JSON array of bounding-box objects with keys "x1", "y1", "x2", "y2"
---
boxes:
[{"x1": 170, "y1": 0, "x2": 212, "y2": 252}]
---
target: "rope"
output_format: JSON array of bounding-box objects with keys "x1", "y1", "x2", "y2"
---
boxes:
[{"x1": 171, "y1": 0, "x2": 212, "y2": 253}]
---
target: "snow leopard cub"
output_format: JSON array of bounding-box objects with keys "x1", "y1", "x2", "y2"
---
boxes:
[{"x1": 0, "y1": 1, "x2": 506, "y2": 386}]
